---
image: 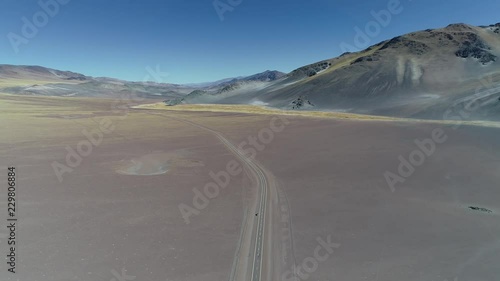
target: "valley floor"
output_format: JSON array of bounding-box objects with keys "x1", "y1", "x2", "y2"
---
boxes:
[{"x1": 0, "y1": 94, "x2": 499, "y2": 281}]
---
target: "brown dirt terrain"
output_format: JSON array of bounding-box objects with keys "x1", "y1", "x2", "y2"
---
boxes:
[
  {"x1": 0, "y1": 95, "x2": 249, "y2": 281},
  {"x1": 0, "y1": 94, "x2": 499, "y2": 281}
]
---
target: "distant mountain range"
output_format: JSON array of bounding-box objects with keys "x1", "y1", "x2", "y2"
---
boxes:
[
  {"x1": 185, "y1": 70, "x2": 286, "y2": 88},
  {"x1": 0, "y1": 64, "x2": 285, "y2": 100},
  {"x1": 0, "y1": 64, "x2": 88, "y2": 81},
  {"x1": 1, "y1": 22, "x2": 500, "y2": 121}
]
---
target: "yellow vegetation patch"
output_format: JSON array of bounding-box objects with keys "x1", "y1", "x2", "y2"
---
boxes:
[
  {"x1": 0, "y1": 78, "x2": 83, "y2": 88},
  {"x1": 135, "y1": 102, "x2": 500, "y2": 129},
  {"x1": 134, "y1": 102, "x2": 398, "y2": 120}
]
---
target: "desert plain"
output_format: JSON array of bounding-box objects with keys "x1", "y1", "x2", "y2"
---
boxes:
[{"x1": 0, "y1": 94, "x2": 499, "y2": 281}]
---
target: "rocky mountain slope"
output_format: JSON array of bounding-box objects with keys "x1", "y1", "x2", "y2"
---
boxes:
[
  {"x1": 2, "y1": 23, "x2": 500, "y2": 121},
  {"x1": 0, "y1": 64, "x2": 88, "y2": 82},
  {"x1": 0, "y1": 66, "x2": 284, "y2": 102},
  {"x1": 211, "y1": 23, "x2": 500, "y2": 120},
  {"x1": 0, "y1": 65, "x2": 196, "y2": 99}
]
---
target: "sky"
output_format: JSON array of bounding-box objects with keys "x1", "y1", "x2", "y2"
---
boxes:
[{"x1": 0, "y1": 0, "x2": 499, "y2": 84}]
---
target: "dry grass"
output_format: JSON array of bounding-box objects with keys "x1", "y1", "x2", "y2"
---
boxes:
[
  {"x1": 299, "y1": 43, "x2": 384, "y2": 84},
  {"x1": 0, "y1": 94, "x2": 205, "y2": 147},
  {"x1": 0, "y1": 78, "x2": 83, "y2": 88},
  {"x1": 324, "y1": 45, "x2": 383, "y2": 74},
  {"x1": 135, "y1": 102, "x2": 500, "y2": 129},
  {"x1": 134, "y1": 103, "x2": 398, "y2": 120},
  {"x1": 1, "y1": 93, "x2": 499, "y2": 147}
]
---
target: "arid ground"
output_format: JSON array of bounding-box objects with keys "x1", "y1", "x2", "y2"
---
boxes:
[{"x1": 0, "y1": 94, "x2": 499, "y2": 281}]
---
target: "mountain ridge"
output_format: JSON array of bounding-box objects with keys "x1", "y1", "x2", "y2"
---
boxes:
[{"x1": 2, "y1": 22, "x2": 500, "y2": 121}]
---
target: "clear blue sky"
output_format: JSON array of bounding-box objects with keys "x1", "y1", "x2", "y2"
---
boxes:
[{"x1": 0, "y1": 0, "x2": 499, "y2": 84}]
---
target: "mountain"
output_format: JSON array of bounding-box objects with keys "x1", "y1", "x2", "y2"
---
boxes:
[
  {"x1": 182, "y1": 70, "x2": 285, "y2": 89},
  {"x1": 0, "y1": 65, "x2": 197, "y2": 99},
  {"x1": 205, "y1": 23, "x2": 500, "y2": 121},
  {"x1": 183, "y1": 77, "x2": 244, "y2": 88},
  {"x1": 0, "y1": 64, "x2": 89, "y2": 82},
  {"x1": 0, "y1": 65, "x2": 285, "y2": 102},
  {"x1": 2, "y1": 23, "x2": 500, "y2": 121},
  {"x1": 238, "y1": 70, "x2": 286, "y2": 82},
  {"x1": 162, "y1": 70, "x2": 285, "y2": 105}
]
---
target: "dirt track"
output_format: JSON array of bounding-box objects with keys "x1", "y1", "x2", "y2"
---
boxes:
[
  {"x1": 1, "y1": 95, "x2": 499, "y2": 281},
  {"x1": 136, "y1": 110, "x2": 284, "y2": 281}
]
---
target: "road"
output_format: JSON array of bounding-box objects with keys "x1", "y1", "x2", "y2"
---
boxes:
[{"x1": 138, "y1": 110, "x2": 281, "y2": 281}]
